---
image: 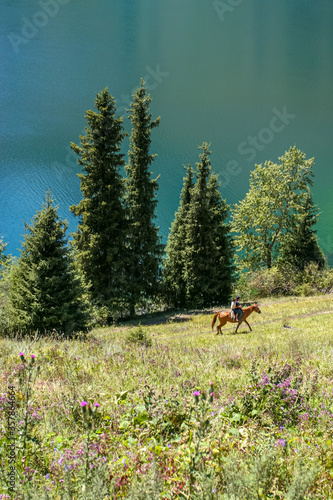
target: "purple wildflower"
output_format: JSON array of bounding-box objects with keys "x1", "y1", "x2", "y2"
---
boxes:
[{"x1": 276, "y1": 439, "x2": 286, "y2": 447}]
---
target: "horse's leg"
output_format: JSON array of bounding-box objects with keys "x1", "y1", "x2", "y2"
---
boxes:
[
  {"x1": 235, "y1": 321, "x2": 240, "y2": 333},
  {"x1": 244, "y1": 320, "x2": 252, "y2": 332}
]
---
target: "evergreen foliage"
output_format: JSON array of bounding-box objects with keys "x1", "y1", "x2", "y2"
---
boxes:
[
  {"x1": 70, "y1": 88, "x2": 127, "y2": 314},
  {"x1": 183, "y1": 143, "x2": 233, "y2": 307},
  {"x1": 163, "y1": 164, "x2": 194, "y2": 307},
  {"x1": 9, "y1": 192, "x2": 89, "y2": 334},
  {"x1": 164, "y1": 143, "x2": 234, "y2": 308},
  {"x1": 0, "y1": 237, "x2": 8, "y2": 271},
  {"x1": 231, "y1": 146, "x2": 315, "y2": 271},
  {"x1": 0, "y1": 238, "x2": 11, "y2": 335},
  {"x1": 279, "y1": 190, "x2": 326, "y2": 271},
  {"x1": 124, "y1": 80, "x2": 163, "y2": 315}
]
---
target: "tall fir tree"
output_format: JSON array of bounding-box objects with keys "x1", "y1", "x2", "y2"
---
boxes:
[
  {"x1": 124, "y1": 80, "x2": 163, "y2": 315},
  {"x1": 10, "y1": 192, "x2": 89, "y2": 334},
  {"x1": 163, "y1": 143, "x2": 234, "y2": 309},
  {"x1": 279, "y1": 189, "x2": 326, "y2": 271},
  {"x1": 183, "y1": 143, "x2": 233, "y2": 307},
  {"x1": 206, "y1": 173, "x2": 234, "y2": 301},
  {"x1": 70, "y1": 88, "x2": 127, "y2": 313},
  {"x1": 0, "y1": 237, "x2": 8, "y2": 273},
  {"x1": 163, "y1": 165, "x2": 194, "y2": 307}
]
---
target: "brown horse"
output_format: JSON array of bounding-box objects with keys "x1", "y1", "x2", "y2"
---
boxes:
[{"x1": 212, "y1": 304, "x2": 261, "y2": 335}]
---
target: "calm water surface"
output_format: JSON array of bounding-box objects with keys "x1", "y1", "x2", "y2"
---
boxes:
[{"x1": 1, "y1": 0, "x2": 333, "y2": 261}]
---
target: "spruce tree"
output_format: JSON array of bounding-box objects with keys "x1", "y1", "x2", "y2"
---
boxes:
[
  {"x1": 124, "y1": 80, "x2": 163, "y2": 315},
  {"x1": 183, "y1": 143, "x2": 233, "y2": 308},
  {"x1": 10, "y1": 192, "x2": 89, "y2": 334},
  {"x1": 279, "y1": 190, "x2": 326, "y2": 271},
  {"x1": 0, "y1": 238, "x2": 8, "y2": 272},
  {"x1": 163, "y1": 165, "x2": 194, "y2": 308},
  {"x1": 206, "y1": 174, "x2": 234, "y2": 302},
  {"x1": 70, "y1": 88, "x2": 127, "y2": 313}
]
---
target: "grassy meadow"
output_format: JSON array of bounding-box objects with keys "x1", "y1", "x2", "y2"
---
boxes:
[{"x1": 1, "y1": 296, "x2": 333, "y2": 499}]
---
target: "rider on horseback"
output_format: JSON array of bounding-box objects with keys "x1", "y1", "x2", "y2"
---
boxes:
[{"x1": 230, "y1": 296, "x2": 243, "y2": 322}]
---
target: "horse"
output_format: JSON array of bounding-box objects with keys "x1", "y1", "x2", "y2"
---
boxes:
[{"x1": 212, "y1": 303, "x2": 261, "y2": 335}]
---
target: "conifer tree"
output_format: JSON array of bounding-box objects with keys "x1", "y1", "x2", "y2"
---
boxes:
[
  {"x1": 183, "y1": 143, "x2": 233, "y2": 307},
  {"x1": 10, "y1": 192, "x2": 89, "y2": 334},
  {"x1": 206, "y1": 174, "x2": 234, "y2": 301},
  {"x1": 70, "y1": 88, "x2": 127, "y2": 313},
  {"x1": 163, "y1": 165, "x2": 194, "y2": 307},
  {"x1": 124, "y1": 80, "x2": 163, "y2": 315},
  {"x1": 279, "y1": 190, "x2": 325, "y2": 270},
  {"x1": 0, "y1": 238, "x2": 8, "y2": 272}
]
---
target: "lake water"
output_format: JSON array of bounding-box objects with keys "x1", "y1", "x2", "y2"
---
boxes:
[{"x1": 1, "y1": 0, "x2": 333, "y2": 262}]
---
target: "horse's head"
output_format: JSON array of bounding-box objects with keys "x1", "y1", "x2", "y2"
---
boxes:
[{"x1": 253, "y1": 303, "x2": 261, "y2": 314}]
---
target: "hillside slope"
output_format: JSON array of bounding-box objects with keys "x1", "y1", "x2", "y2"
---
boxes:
[{"x1": 0, "y1": 295, "x2": 333, "y2": 498}]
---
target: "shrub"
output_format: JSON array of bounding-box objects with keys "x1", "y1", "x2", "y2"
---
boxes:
[
  {"x1": 126, "y1": 325, "x2": 152, "y2": 347},
  {"x1": 236, "y1": 262, "x2": 333, "y2": 299},
  {"x1": 236, "y1": 265, "x2": 296, "y2": 299}
]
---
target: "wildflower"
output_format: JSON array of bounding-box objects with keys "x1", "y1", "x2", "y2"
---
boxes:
[
  {"x1": 45, "y1": 473, "x2": 50, "y2": 479},
  {"x1": 276, "y1": 439, "x2": 286, "y2": 447},
  {"x1": 193, "y1": 390, "x2": 200, "y2": 403},
  {"x1": 80, "y1": 401, "x2": 88, "y2": 414},
  {"x1": 94, "y1": 403, "x2": 100, "y2": 407},
  {"x1": 31, "y1": 354, "x2": 36, "y2": 359},
  {"x1": 19, "y1": 353, "x2": 25, "y2": 361}
]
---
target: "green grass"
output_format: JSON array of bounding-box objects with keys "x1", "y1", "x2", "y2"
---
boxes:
[{"x1": 1, "y1": 295, "x2": 333, "y2": 498}]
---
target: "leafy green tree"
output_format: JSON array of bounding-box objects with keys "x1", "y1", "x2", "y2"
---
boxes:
[
  {"x1": 163, "y1": 165, "x2": 195, "y2": 307},
  {"x1": 231, "y1": 146, "x2": 315, "y2": 270},
  {"x1": 10, "y1": 192, "x2": 89, "y2": 334},
  {"x1": 124, "y1": 80, "x2": 163, "y2": 315},
  {"x1": 70, "y1": 88, "x2": 127, "y2": 314},
  {"x1": 183, "y1": 143, "x2": 233, "y2": 307},
  {"x1": 279, "y1": 190, "x2": 325, "y2": 271}
]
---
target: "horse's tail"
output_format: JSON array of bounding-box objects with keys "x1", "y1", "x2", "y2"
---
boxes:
[{"x1": 212, "y1": 312, "x2": 219, "y2": 330}]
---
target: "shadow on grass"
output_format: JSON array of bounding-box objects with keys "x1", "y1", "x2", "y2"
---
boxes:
[{"x1": 118, "y1": 302, "x2": 257, "y2": 328}]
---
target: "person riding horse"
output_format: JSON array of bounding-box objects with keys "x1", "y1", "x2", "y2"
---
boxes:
[{"x1": 230, "y1": 296, "x2": 243, "y2": 322}]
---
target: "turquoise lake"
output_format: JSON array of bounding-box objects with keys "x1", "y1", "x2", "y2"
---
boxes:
[{"x1": 1, "y1": 0, "x2": 333, "y2": 261}]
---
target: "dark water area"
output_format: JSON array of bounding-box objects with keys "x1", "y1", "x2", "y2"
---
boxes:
[{"x1": 1, "y1": 0, "x2": 333, "y2": 262}]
